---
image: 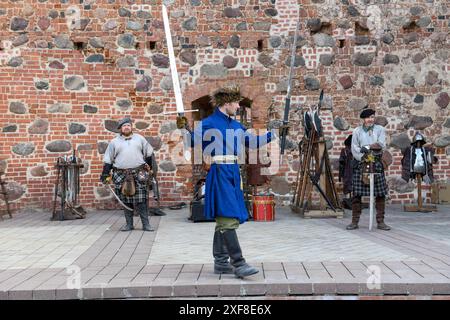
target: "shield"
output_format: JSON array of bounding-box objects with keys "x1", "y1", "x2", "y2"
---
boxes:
[
  {"x1": 303, "y1": 111, "x2": 313, "y2": 138},
  {"x1": 312, "y1": 110, "x2": 323, "y2": 137}
]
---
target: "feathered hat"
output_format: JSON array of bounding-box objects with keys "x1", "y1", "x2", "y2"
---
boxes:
[{"x1": 210, "y1": 84, "x2": 242, "y2": 107}]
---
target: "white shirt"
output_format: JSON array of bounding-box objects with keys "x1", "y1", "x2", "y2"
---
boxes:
[
  {"x1": 351, "y1": 124, "x2": 386, "y2": 161},
  {"x1": 103, "y1": 133, "x2": 153, "y2": 169}
]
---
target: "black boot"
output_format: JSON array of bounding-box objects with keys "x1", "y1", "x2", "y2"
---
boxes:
[
  {"x1": 222, "y1": 229, "x2": 258, "y2": 278},
  {"x1": 137, "y1": 202, "x2": 154, "y2": 232},
  {"x1": 376, "y1": 197, "x2": 391, "y2": 231},
  {"x1": 121, "y1": 209, "x2": 134, "y2": 231},
  {"x1": 347, "y1": 196, "x2": 361, "y2": 230},
  {"x1": 213, "y1": 231, "x2": 233, "y2": 274}
]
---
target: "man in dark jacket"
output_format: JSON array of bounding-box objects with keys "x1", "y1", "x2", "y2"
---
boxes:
[{"x1": 339, "y1": 134, "x2": 353, "y2": 209}]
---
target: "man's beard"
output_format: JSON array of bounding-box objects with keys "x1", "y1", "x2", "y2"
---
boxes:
[{"x1": 121, "y1": 130, "x2": 132, "y2": 137}]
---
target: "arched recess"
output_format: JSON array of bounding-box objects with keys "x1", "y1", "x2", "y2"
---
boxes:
[{"x1": 181, "y1": 78, "x2": 270, "y2": 204}]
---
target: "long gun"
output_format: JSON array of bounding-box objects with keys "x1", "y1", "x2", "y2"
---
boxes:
[
  {"x1": 149, "y1": 155, "x2": 160, "y2": 203},
  {"x1": 280, "y1": 20, "x2": 300, "y2": 155}
]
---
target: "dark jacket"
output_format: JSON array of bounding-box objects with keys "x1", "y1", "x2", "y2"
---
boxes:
[
  {"x1": 339, "y1": 145, "x2": 353, "y2": 194},
  {"x1": 401, "y1": 146, "x2": 436, "y2": 183}
]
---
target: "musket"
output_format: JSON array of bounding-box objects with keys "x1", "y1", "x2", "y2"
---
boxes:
[
  {"x1": 162, "y1": 4, "x2": 192, "y2": 161},
  {"x1": 280, "y1": 19, "x2": 301, "y2": 156},
  {"x1": 107, "y1": 184, "x2": 134, "y2": 212},
  {"x1": 149, "y1": 155, "x2": 160, "y2": 203}
]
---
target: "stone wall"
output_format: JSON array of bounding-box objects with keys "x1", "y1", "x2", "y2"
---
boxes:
[{"x1": 0, "y1": 0, "x2": 449, "y2": 210}]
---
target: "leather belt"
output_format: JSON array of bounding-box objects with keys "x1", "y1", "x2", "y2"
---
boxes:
[{"x1": 212, "y1": 155, "x2": 238, "y2": 164}]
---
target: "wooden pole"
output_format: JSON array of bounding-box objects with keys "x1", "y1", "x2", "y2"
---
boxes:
[{"x1": 417, "y1": 174, "x2": 423, "y2": 209}]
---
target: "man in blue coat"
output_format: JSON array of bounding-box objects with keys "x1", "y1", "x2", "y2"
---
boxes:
[{"x1": 177, "y1": 85, "x2": 273, "y2": 278}]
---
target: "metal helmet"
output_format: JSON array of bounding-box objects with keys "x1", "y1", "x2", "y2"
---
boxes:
[{"x1": 412, "y1": 132, "x2": 426, "y2": 145}]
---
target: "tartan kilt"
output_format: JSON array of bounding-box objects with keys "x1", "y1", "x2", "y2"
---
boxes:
[
  {"x1": 352, "y1": 160, "x2": 388, "y2": 197},
  {"x1": 112, "y1": 168, "x2": 149, "y2": 204}
]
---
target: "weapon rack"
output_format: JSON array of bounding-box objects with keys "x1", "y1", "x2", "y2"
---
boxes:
[
  {"x1": 0, "y1": 170, "x2": 13, "y2": 219},
  {"x1": 291, "y1": 123, "x2": 343, "y2": 218},
  {"x1": 52, "y1": 157, "x2": 85, "y2": 221}
]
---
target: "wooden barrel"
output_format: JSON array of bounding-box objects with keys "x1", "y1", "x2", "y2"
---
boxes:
[{"x1": 252, "y1": 195, "x2": 275, "y2": 221}]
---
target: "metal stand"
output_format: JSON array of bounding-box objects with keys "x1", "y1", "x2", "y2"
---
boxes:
[
  {"x1": 52, "y1": 154, "x2": 86, "y2": 221},
  {"x1": 404, "y1": 174, "x2": 438, "y2": 213},
  {"x1": 0, "y1": 170, "x2": 13, "y2": 219}
]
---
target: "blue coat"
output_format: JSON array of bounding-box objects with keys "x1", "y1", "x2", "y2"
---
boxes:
[{"x1": 192, "y1": 108, "x2": 272, "y2": 223}]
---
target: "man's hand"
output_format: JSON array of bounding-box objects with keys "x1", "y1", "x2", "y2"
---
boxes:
[
  {"x1": 273, "y1": 124, "x2": 290, "y2": 139},
  {"x1": 100, "y1": 163, "x2": 113, "y2": 184},
  {"x1": 279, "y1": 124, "x2": 290, "y2": 133},
  {"x1": 361, "y1": 145, "x2": 370, "y2": 154},
  {"x1": 176, "y1": 116, "x2": 188, "y2": 129},
  {"x1": 101, "y1": 175, "x2": 111, "y2": 185}
]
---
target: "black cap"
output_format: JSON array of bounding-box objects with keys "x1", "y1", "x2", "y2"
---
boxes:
[
  {"x1": 344, "y1": 134, "x2": 353, "y2": 147},
  {"x1": 117, "y1": 117, "x2": 132, "y2": 129},
  {"x1": 360, "y1": 108, "x2": 375, "y2": 119}
]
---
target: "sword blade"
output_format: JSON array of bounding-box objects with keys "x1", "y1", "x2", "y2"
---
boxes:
[
  {"x1": 162, "y1": 4, "x2": 184, "y2": 115},
  {"x1": 162, "y1": 4, "x2": 192, "y2": 161},
  {"x1": 107, "y1": 185, "x2": 134, "y2": 212},
  {"x1": 369, "y1": 173, "x2": 374, "y2": 231}
]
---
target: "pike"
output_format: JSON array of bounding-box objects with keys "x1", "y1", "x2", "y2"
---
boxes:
[
  {"x1": 280, "y1": 19, "x2": 301, "y2": 157},
  {"x1": 107, "y1": 184, "x2": 134, "y2": 212},
  {"x1": 162, "y1": 4, "x2": 192, "y2": 160}
]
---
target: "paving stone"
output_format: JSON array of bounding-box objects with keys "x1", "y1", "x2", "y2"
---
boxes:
[
  {"x1": 149, "y1": 285, "x2": 173, "y2": 297},
  {"x1": 336, "y1": 282, "x2": 360, "y2": 294},
  {"x1": 219, "y1": 283, "x2": 241, "y2": 296},
  {"x1": 197, "y1": 284, "x2": 220, "y2": 297},
  {"x1": 80, "y1": 287, "x2": 103, "y2": 299},
  {"x1": 173, "y1": 284, "x2": 196, "y2": 297},
  {"x1": 288, "y1": 282, "x2": 313, "y2": 295},
  {"x1": 8, "y1": 290, "x2": 33, "y2": 300},
  {"x1": 266, "y1": 282, "x2": 290, "y2": 295},
  {"x1": 125, "y1": 286, "x2": 151, "y2": 298},
  {"x1": 312, "y1": 282, "x2": 336, "y2": 295},
  {"x1": 407, "y1": 283, "x2": 433, "y2": 295},
  {"x1": 382, "y1": 283, "x2": 408, "y2": 295},
  {"x1": 263, "y1": 262, "x2": 284, "y2": 271},
  {"x1": 32, "y1": 289, "x2": 55, "y2": 300},
  {"x1": 432, "y1": 283, "x2": 450, "y2": 295}
]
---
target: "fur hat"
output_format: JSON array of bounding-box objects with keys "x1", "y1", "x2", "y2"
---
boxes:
[{"x1": 210, "y1": 85, "x2": 242, "y2": 107}]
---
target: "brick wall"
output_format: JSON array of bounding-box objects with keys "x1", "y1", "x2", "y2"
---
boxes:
[{"x1": 0, "y1": 0, "x2": 449, "y2": 211}]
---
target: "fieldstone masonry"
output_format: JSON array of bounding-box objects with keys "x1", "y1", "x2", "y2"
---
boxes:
[{"x1": 0, "y1": 0, "x2": 449, "y2": 210}]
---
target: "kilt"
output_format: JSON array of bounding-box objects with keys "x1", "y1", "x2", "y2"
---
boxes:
[
  {"x1": 352, "y1": 160, "x2": 388, "y2": 197},
  {"x1": 112, "y1": 167, "x2": 149, "y2": 204}
]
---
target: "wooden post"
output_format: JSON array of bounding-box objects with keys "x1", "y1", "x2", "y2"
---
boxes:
[
  {"x1": 403, "y1": 173, "x2": 437, "y2": 212},
  {"x1": 318, "y1": 141, "x2": 326, "y2": 210},
  {"x1": 417, "y1": 173, "x2": 423, "y2": 209}
]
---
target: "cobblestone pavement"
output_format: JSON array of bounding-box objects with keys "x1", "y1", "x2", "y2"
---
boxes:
[{"x1": 0, "y1": 205, "x2": 449, "y2": 299}]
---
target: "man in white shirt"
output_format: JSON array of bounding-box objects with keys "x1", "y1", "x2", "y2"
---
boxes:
[
  {"x1": 347, "y1": 108, "x2": 391, "y2": 231},
  {"x1": 101, "y1": 117, "x2": 155, "y2": 231}
]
